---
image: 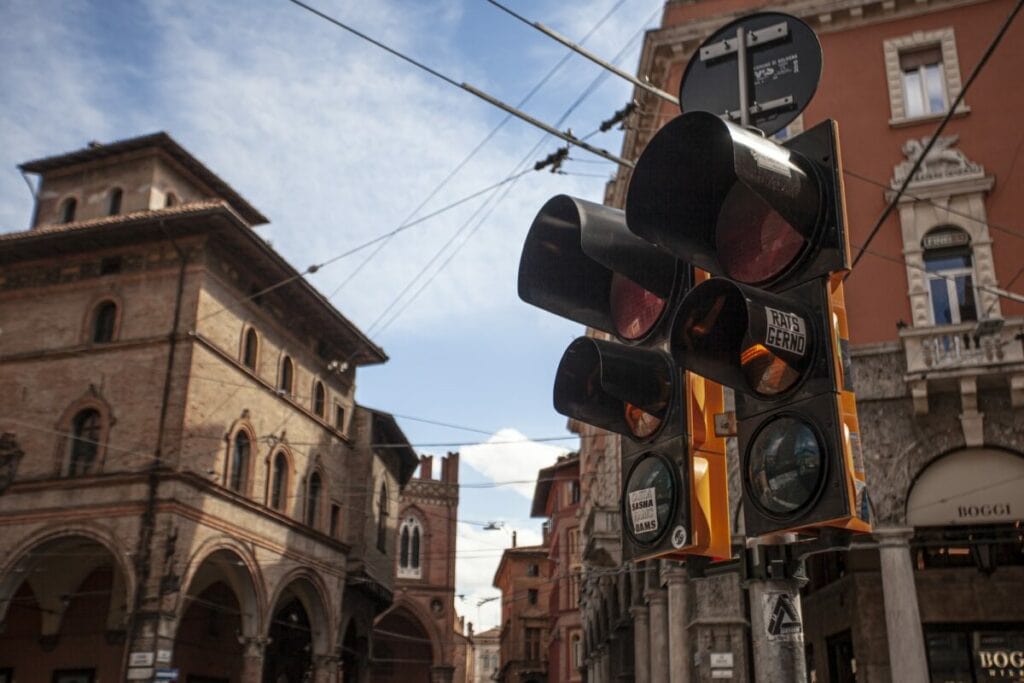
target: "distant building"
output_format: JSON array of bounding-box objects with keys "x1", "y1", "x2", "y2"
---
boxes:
[
  {"x1": 472, "y1": 626, "x2": 502, "y2": 682},
  {"x1": 530, "y1": 455, "x2": 582, "y2": 683},
  {"x1": 0, "y1": 133, "x2": 419, "y2": 682},
  {"x1": 373, "y1": 452, "x2": 463, "y2": 683},
  {"x1": 493, "y1": 543, "x2": 552, "y2": 683}
]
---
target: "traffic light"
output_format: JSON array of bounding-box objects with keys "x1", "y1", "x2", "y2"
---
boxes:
[
  {"x1": 518, "y1": 195, "x2": 730, "y2": 560},
  {"x1": 625, "y1": 111, "x2": 871, "y2": 539}
]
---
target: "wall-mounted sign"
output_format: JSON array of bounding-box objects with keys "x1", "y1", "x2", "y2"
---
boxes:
[
  {"x1": 906, "y1": 449, "x2": 1024, "y2": 527},
  {"x1": 128, "y1": 652, "x2": 154, "y2": 666}
]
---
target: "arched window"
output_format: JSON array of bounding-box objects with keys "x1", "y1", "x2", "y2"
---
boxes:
[
  {"x1": 397, "y1": 516, "x2": 423, "y2": 578},
  {"x1": 165, "y1": 192, "x2": 178, "y2": 208},
  {"x1": 306, "y1": 471, "x2": 322, "y2": 528},
  {"x1": 279, "y1": 356, "x2": 293, "y2": 395},
  {"x1": 313, "y1": 381, "x2": 325, "y2": 417},
  {"x1": 59, "y1": 197, "x2": 77, "y2": 223},
  {"x1": 92, "y1": 301, "x2": 118, "y2": 343},
  {"x1": 270, "y1": 451, "x2": 288, "y2": 511},
  {"x1": 68, "y1": 409, "x2": 101, "y2": 476},
  {"x1": 108, "y1": 188, "x2": 123, "y2": 215},
  {"x1": 242, "y1": 328, "x2": 259, "y2": 370},
  {"x1": 923, "y1": 226, "x2": 978, "y2": 325},
  {"x1": 376, "y1": 482, "x2": 388, "y2": 552},
  {"x1": 228, "y1": 431, "x2": 250, "y2": 493}
]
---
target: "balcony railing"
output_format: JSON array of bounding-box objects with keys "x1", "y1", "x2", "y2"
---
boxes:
[{"x1": 900, "y1": 318, "x2": 1024, "y2": 375}]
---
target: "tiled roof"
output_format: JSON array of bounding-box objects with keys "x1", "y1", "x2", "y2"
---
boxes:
[
  {"x1": 19, "y1": 132, "x2": 268, "y2": 226},
  {"x1": 0, "y1": 199, "x2": 232, "y2": 243}
]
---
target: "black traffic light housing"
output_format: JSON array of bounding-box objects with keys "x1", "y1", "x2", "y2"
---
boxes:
[
  {"x1": 518, "y1": 195, "x2": 731, "y2": 560},
  {"x1": 626, "y1": 111, "x2": 870, "y2": 539}
]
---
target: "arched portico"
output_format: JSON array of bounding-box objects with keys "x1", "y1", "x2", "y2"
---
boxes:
[
  {"x1": 263, "y1": 573, "x2": 334, "y2": 683},
  {"x1": 0, "y1": 532, "x2": 132, "y2": 681},
  {"x1": 175, "y1": 546, "x2": 263, "y2": 682},
  {"x1": 372, "y1": 604, "x2": 440, "y2": 683}
]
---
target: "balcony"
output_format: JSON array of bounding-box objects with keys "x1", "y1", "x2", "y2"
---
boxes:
[
  {"x1": 899, "y1": 318, "x2": 1024, "y2": 440},
  {"x1": 901, "y1": 318, "x2": 1024, "y2": 374}
]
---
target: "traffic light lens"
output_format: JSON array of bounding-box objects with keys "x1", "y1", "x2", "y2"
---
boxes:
[
  {"x1": 741, "y1": 342, "x2": 801, "y2": 396},
  {"x1": 746, "y1": 416, "x2": 823, "y2": 515},
  {"x1": 610, "y1": 272, "x2": 667, "y2": 340},
  {"x1": 716, "y1": 182, "x2": 807, "y2": 285},
  {"x1": 623, "y1": 453, "x2": 676, "y2": 545},
  {"x1": 624, "y1": 403, "x2": 662, "y2": 439}
]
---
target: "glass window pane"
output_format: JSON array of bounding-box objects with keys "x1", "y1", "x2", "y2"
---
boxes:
[
  {"x1": 955, "y1": 274, "x2": 978, "y2": 322},
  {"x1": 904, "y1": 70, "x2": 925, "y2": 117},
  {"x1": 924, "y1": 63, "x2": 947, "y2": 113},
  {"x1": 930, "y1": 278, "x2": 953, "y2": 324},
  {"x1": 924, "y1": 251, "x2": 971, "y2": 272},
  {"x1": 925, "y1": 630, "x2": 972, "y2": 682}
]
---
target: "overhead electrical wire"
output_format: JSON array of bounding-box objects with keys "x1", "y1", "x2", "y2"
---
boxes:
[
  {"x1": 326, "y1": 0, "x2": 630, "y2": 303},
  {"x1": 286, "y1": 0, "x2": 630, "y2": 168}
]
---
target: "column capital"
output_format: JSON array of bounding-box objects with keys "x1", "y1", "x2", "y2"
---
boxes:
[
  {"x1": 665, "y1": 564, "x2": 688, "y2": 586},
  {"x1": 873, "y1": 527, "x2": 916, "y2": 547},
  {"x1": 630, "y1": 604, "x2": 650, "y2": 621},
  {"x1": 238, "y1": 634, "x2": 271, "y2": 657},
  {"x1": 644, "y1": 588, "x2": 667, "y2": 607}
]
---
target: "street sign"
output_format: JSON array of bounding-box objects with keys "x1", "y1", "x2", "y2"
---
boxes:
[{"x1": 679, "y1": 12, "x2": 822, "y2": 134}]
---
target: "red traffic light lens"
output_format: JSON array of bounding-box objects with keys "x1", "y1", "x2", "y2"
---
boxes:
[
  {"x1": 716, "y1": 182, "x2": 808, "y2": 286},
  {"x1": 746, "y1": 416, "x2": 824, "y2": 515},
  {"x1": 610, "y1": 272, "x2": 667, "y2": 340},
  {"x1": 624, "y1": 402, "x2": 662, "y2": 439},
  {"x1": 740, "y1": 342, "x2": 801, "y2": 396}
]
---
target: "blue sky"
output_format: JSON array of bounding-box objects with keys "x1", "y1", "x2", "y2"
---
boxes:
[{"x1": 0, "y1": 0, "x2": 663, "y2": 628}]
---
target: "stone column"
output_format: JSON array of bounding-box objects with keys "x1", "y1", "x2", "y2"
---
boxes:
[
  {"x1": 647, "y1": 588, "x2": 669, "y2": 682},
  {"x1": 666, "y1": 566, "x2": 690, "y2": 683},
  {"x1": 312, "y1": 653, "x2": 340, "y2": 683},
  {"x1": 876, "y1": 527, "x2": 929, "y2": 683},
  {"x1": 238, "y1": 636, "x2": 268, "y2": 683},
  {"x1": 630, "y1": 605, "x2": 651, "y2": 683}
]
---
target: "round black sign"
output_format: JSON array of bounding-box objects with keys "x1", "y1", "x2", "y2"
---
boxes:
[
  {"x1": 623, "y1": 452, "x2": 677, "y2": 546},
  {"x1": 679, "y1": 12, "x2": 822, "y2": 135}
]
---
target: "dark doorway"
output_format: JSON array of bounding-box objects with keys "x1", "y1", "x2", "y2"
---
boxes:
[
  {"x1": 827, "y1": 630, "x2": 857, "y2": 683},
  {"x1": 263, "y1": 598, "x2": 313, "y2": 683}
]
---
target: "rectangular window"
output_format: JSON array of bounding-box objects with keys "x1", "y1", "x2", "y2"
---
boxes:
[
  {"x1": 329, "y1": 504, "x2": 340, "y2": 538},
  {"x1": 335, "y1": 405, "x2": 346, "y2": 431},
  {"x1": 528, "y1": 588, "x2": 538, "y2": 605},
  {"x1": 526, "y1": 563, "x2": 539, "y2": 577},
  {"x1": 901, "y1": 46, "x2": 947, "y2": 117},
  {"x1": 525, "y1": 627, "x2": 542, "y2": 662}
]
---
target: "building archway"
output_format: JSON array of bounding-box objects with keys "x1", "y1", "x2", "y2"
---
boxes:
[
  {"x1": 175, "y1": 548, "x2": 261, "y2": 681},
  {"x1": 263, "y1": 576, "x2": 331, "y2": 683},
  {"x1": 0, "y1": 533, "x2": 130, "y2": 681},
  {"x1": 372, "y1": 606, "x2": 436, "y2": 682},
  {"x1": 341, "y1": 618, "x2": 370, "y2": 683}
]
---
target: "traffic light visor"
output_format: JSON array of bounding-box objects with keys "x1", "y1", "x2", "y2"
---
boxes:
[
  {"x1": 553, "y1": 337, "x2": 674, "y2": 439},
  {"x1": 672, "y1": 278, "x2": 811, "y2": 397},
  {"x1": 626, "y1": 111, "x2": 821, "y2": 288},
  {"x1": 518, "y1": 195, "x2": 677, "y2": 339}
]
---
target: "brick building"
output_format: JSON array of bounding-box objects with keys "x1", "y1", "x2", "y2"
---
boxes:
[
  {"x1": 373, "y1": 452, "x2": 463, "y2": 683},
  {"x1": 530, "y1": 456, "x2": 583, "y2": 683},
  {"x1": 574, "y1": 0, "x2": 1024, "y2": 681},
  {"x1": 0, "y1": 133, "x2": 420, "y2": 682},
  {"x1": 493, "y1": 543, "x2": 553, "y2": 683}
]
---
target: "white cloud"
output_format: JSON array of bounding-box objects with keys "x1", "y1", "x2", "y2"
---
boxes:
[
  {"x1": 454, "y1": 521, "x2": 544, "y2": 630},
  {"x1": 461, "y1": 428, "x2": 568, "y2": 499}
]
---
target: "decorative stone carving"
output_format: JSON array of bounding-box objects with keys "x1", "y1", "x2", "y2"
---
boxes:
[
  {"x1": 891, "y1": 135, "x2": 983, "y2": 187},
  {"x1": 0, "y1": 433, "x2": 24, "y2": 494}
]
